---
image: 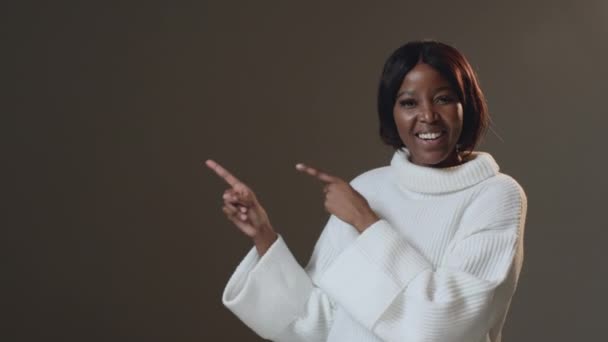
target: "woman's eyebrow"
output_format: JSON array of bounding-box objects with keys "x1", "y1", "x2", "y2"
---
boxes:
[
  {"x1": 434, "y1": 86, "x2": 453, "y2": 93},
  {"x1": 396, "y1": 85, "x2": 453, "y2": 98},
  {"x1": 396, "y1": 89, "x2": 415, "y2": 98}
]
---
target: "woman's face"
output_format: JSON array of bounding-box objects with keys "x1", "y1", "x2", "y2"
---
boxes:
[{"x1": 393, "y1": 63, "x2": 464, "y2": 168}]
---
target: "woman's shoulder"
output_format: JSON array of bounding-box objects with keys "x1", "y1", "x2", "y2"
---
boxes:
[
  {"x1": 468, "y1": 150, "x2": 526, "y2": 199},
  {"x1": 479, "y1": 172, "x2": 527, "y2": 202},
  {"x1": 465, "y1": 172, "x2": 528, "y2": 224}
]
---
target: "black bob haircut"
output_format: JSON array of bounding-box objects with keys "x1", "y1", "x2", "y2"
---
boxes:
[{"x1": 377, "y1": 40, "x2": 489, "y2": 155}]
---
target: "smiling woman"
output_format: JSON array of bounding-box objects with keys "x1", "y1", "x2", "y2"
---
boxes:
[
  {"x1": 393, "y1": 63, "x2": 465, "y2": 167},
  {"x1": 378, "y1": 40, "x2": 490, "y2": 168},
  {"x1": 213, "y1": 40, "x2": 527, "y2": 342}
]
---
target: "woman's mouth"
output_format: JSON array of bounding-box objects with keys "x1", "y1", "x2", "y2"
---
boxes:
[{"x1": 415, "y1": 131, "x2": 447, "y2": 145}]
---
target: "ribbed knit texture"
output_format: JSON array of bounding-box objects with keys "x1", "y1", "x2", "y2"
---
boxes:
[{"x1": 222, "y1": 147, "x2": 527, "y2": 342}]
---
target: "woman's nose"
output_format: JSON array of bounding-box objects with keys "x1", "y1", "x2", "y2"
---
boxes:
[{"x1": 419, "y1": 103, "x2": 438, "y2": 123}]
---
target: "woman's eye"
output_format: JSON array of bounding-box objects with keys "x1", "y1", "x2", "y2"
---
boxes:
[
  {"x1": 399, "y1": 99, "x2": 416, "y2": 108},
  {"x1": 436, "y1": 96, "x2": 454, "y2": 104}
]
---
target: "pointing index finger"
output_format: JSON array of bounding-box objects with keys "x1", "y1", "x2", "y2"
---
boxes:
[
  {"x1": 295, "y1": 163, "x2": 337, "y2": 183},
  {"x1": 205, "y1": 159, "x2": 242, "y2": 187}
]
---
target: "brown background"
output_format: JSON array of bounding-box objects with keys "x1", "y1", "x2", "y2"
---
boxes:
[{"x1": 4, "y1": 1, "x2": 607, "y2": 341}]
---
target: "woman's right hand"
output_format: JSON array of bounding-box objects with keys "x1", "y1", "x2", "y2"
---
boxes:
[{"x1": 205, "y1": 159, "x2": 278, "y2": 255}]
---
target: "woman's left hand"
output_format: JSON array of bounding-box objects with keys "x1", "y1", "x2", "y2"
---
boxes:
[{"x1": 296, "y1": 163, "x2": 380, "y2": 233}]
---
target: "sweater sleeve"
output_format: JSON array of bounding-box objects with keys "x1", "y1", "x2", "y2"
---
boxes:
[
  {"x1": 222, "y1": 214, "x2": 348, "y2": 341},
  {"x1": 316, "y1": 178, "x2": 527, "y2": 342}
]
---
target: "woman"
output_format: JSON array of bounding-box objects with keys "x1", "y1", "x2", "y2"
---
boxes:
[{"x1": 206, "y1": 40, "x2": 527, "y2": 342}]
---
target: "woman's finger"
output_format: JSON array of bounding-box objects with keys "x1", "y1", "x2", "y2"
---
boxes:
[
  {"x1": 223, "y1": 204, "x2": 248, "y2": 221},
  {"x1": 224, "y1": 197, "x2": 248, "y2": 214},
  {"x1": 295, "y1": 163, "x2": 338, "y2": 183},
  {"x1": 222, "y1": 206, "x2": 234, "y2": 221},
  {"x1": 223, "y1": 189, "x2": 250, "y2": 207},
  {"x1": 205, "y1": 159, "x2": 244, "y2": 188},
  {"x1": 223, "y1": 202, "x2": 238, "y2": 215},
  {"x1": 223, "y1": 184, "x2": 254, "y2": 205},
  {"x1": 225, "y1": 201, "x2": 248, "y2": 220},
  {"x1": 223, "y1": 190, "x2": 237, "y2": 202},
  {"x1": 234, "y1": 184, "x2": 255, "y2": 205}
]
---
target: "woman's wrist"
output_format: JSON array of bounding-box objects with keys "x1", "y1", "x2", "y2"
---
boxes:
[
  {"x1": 253, "y1": 228, "x2": 278, "y2": 256},
  {"x1": 353, "y1": 210, "x2": 380, "y2": 233}
]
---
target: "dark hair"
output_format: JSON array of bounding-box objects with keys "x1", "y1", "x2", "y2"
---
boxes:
[{"x1": 377, "y1": 40, "x2": 489, "y2": 155}]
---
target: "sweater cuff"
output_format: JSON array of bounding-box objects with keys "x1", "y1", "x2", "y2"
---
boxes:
[
  {"x1": 318, "y1": 219, "x2": 432, "y2": 330},
  {"x1": 222, "y1": 234, "x2": 314, "y2": 339}
]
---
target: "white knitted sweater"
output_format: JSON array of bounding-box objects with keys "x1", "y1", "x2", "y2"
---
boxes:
[{"x1": 222, "y1": 147, "x2": 527, "y2": 342}]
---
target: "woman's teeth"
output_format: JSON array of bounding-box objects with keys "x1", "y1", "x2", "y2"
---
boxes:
[{"x1": 417, "y1": 132, "x2": 444, "y2": 140}]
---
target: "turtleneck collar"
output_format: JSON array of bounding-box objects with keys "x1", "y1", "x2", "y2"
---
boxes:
[{"x1": 390, "y1": 147, "x2": 500, "y2": 194}]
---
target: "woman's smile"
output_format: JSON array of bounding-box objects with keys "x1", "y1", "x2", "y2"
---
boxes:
[{"x1": 415, "y1": 130, "x2": 447, "y2": 146}]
